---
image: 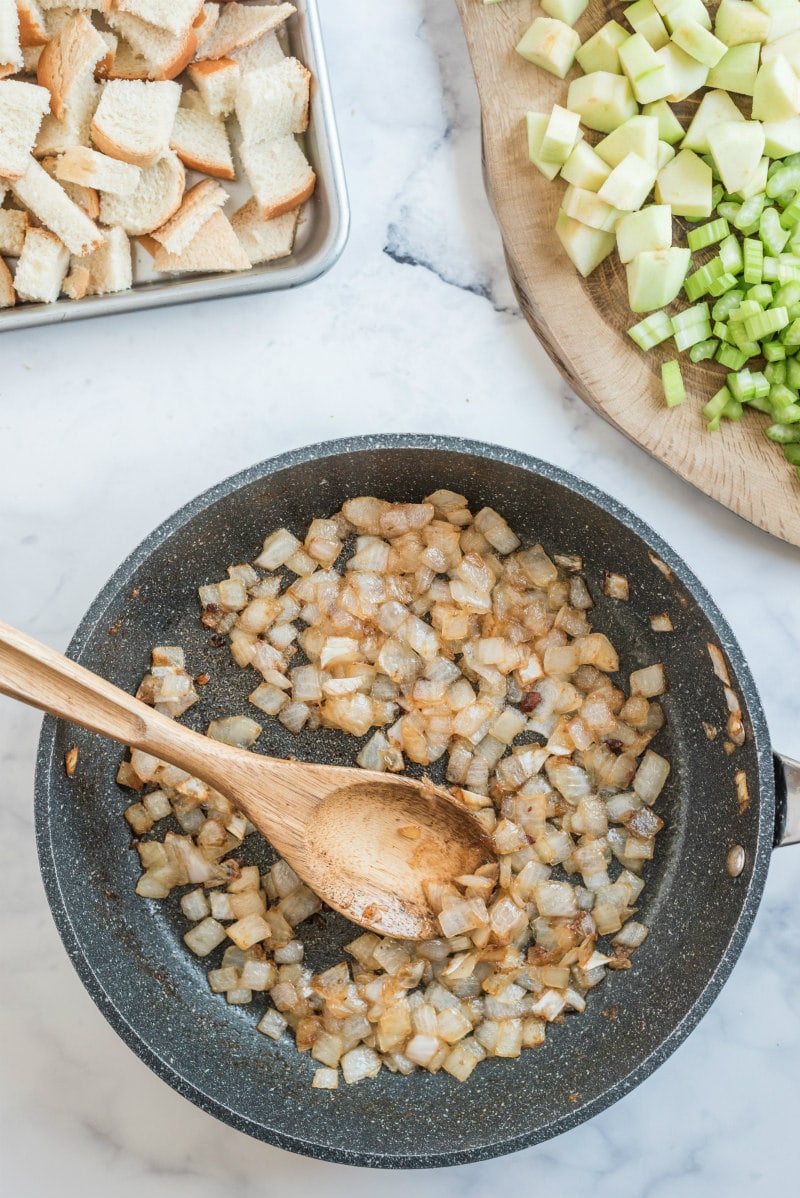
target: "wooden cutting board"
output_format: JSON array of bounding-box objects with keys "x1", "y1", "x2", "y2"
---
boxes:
[{"x1": 455, "y1": 0, "x2": 800, "y2": 547}]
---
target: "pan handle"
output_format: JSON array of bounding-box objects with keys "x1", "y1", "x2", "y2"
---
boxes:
[{"x1": 774, "y1": 753, "x2": 800, "y2": 847}]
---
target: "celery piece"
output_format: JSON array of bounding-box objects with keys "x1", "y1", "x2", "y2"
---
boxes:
[
  {"x1": 729, "y1": 298, "x2": 763, "y2": 323},
  {"x1": 672, "y1": 302, "x2": 711, "y2": 330},
  {"x1": 744, "y1": 305, "x2": 789, "y2": 339},
  {"x1": 684, "y1": 258, "x2": 724, "y2": 300},
  {"x1": 748, "y1": 394, "x2": 773, "y2": 413},
  {"x1": 765, "y1": 360, "x2": 787, "y2": 384},
  {"x1": 771, "y1": 402, "x2": 800, "y2": 423},
  {"x1": 783, "y1": 442, "x2": 800, "y2": 465},
  {"x1": 777, "y1": 261, "x2": 800, "y2": 283},
  {"x1": 733, "y1": 194, "x2": 766, "y2": 231},
  {"x1": 763, "y1": 256, "x2": 779, "y2": 281},
  {"x1": 703, "y1": 386, "x2": 733, "y2": 420},
  {"x1": 774, "y1": 281, "x2": 800, "y2": 308},
  {"x1": 712, "y1": 289, "x2": 745, "y2": 321},
  {"x1": 760, "y1": 207, "x2": 791, "y2": 255},
  {"x1": 722, "y1": 397, "x2": 744, "y2": 420},
  {"x1": 747, "y1": 283, "x2": 774, "y2": 307},
  {"x1": 707, "y1": 415, "x2": 723, "y2": 430},
  {"x1": 727, "y1": 370, "x2": 757, "y2": 401},
  {"x1": 675, "y1": 320, "x2": 713, "y2": 350},
  {"x1": 743, "y1": 237, "x2": 764, "y2": 283},
  {"x1": 628, "y1": 309, "x2": 674, "y2": 349},
  {"x1": 687, "y1": 217, "x2": 730, "y2": 250},
  {"x1": 713, "y1": 320, "x2": 732, "y2": 342},
  {"x1": 782, "y1": 317, "x2": 800, "y2": 345},
  {"x1": 752, "y1": 371, "x2": 770, "y2": 398},
  {"x1": 786, "y1": 356, "x2": 800, "y2": 388},
  {"x1": 690, "y1": 337, "x2": 720, "y2": 361},
  {"x1": 708, "y1": 271, "x2": 741, "y2": 297},
  {"x1": 716, "y1": 344, "x2": 749, "y2": 368},
  {"x1": 769, "y1": 383, "x2": 798, "y2": 410},
  {"x1": 661, "y1": 359, "x2": 686, "y2": 406},
  {"x1": 763, "y1": 340, "x2": 787, "y2": 360},
  {"x1": 711, "y1": 183, "x2": 725, "y2": 209},
  {"x1": 718, "y1": 201, "x2": 742, "y2": 222},
  {"x1": 719, "y1": 234, "x2": 743, "y2": 274},
  {"x1": 765, "y1": 423, "x2": 800, "y2": 442},
  {"x1": 780, "y1": 195, "x2": 800, "y2": 229}
]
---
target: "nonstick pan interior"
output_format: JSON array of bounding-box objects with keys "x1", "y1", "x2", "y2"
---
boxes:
[{"x1": 35, "y1": 435, "x2": 774, "y2": 1168}]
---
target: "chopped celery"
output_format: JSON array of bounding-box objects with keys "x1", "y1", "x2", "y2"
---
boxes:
[
  {"x1": 786, "y1": 356, "x2": 800, "y2": 388},
  {"x1": 661, "y1": 359, "x2": 686, "y2": 406},
  {"x1": 627, "y1": 309, "x2": 674, "y2": 348},
  {"x1": 687, "y1": 217, "x2": 730, "y2": 250},
  {"x1": 769, "y1": 383, "x2": 798, "y2": 410},
  {"x1": 763, "y1": 340, "x2": 787, "y2": 360},
  {"x1": 690, "y1": 337, "x2": 720, "y2": 360},
  {"x1": 719, "y1": 233, "x2": 743, "y2": 273},
  {"x1": 744, "y1": 306, "x2": 790, "y2": 340},
  {"x1": 712, "y1": 290, "x2": 744, "y2": 321},
  {"x1": 759, "y1": 207, "x2": 791, "y2": 255},
  {"x1": 684, "y1": 257, "x2": 724, "y2": 300},
  {"x1": 765, "y1": 360, "x2": 787, "y2": 384},
  {"x1": 674, "y1": 320, "x2": 713, "y2": 350},
  {"x1": 722, "y1": 397, "x2": 744, "y2": 420},
  {"x1": 771, "y1": 402, "x2": 800, "y2": 423},
  {"x1": 783, "y1": 443, "x2": 800, "y2": 465},
  {"x1": 708, "y1": 271, "x2": 740, "y2": 296},
  {"x1": 727, "y1": 369, "x2": 757, "y2": 401},
  {"x1": 743, "y1": 237, "x2": 764, "y2": 283},
  {"x1": 782, "y1": 317, "x2": 800, "y2": 345},
  {"x1": 703, "y1": 386, "x2": 732, "y2": 420},
  {"x1": 713, "y1": 319, "x2": 732, "y2": 342},
  {"x1": 766, "y1": 423, "x2": 800, "y2": 442},
  {"x1": 747, "y1": 282, "x2": 774, "y2": 306},
  {"x1": 716, "y1": 344, "x2": 749, "y2": 369}
]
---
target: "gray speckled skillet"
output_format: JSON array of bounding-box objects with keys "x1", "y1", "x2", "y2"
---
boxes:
[{"x1": 34, "y1": 435, "x2": 798, "y2": 1169}]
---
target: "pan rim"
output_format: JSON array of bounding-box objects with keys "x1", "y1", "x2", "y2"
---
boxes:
[{"x1": 34, "y1": 433, "x2": 775, "y2": 1169}]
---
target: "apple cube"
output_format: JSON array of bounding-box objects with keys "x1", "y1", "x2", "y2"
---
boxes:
[
  {"x1": 596, "y1": 116, "x2": 659, "y2": 167},
  {"x1": 526, "y1": 112, "x2": 564, "y2": 180},
  {"x1": 707, "y1": 42, "x2": 760, "y2": 94},
  {"x1": 763, "y1": 114, "x2": 800, "y2": 156},
  {"x1": 682, "y1": 88, "x2": 744, "y2": 153},
  {"x1": 598, "y1": 152, "x2": 658, "y2": 210},
  {"x1": 756, "y1": 0, "x2": 800, "y2": 40},
  {"x1": 714, "y1": 0, "x2": 771, "y2": 45},
  {"x1": 654, "y1": 0, "x2": 712, "y2": 33},
  {"x1": 542, "y1": 0, "x2": 588, "y2": 27},
  {"x1": 706, "y1": 120, "x2": 765, "y2": 194},
  {"x1": 739, "y1": 156, "x2": 768, "y2": 198},
  {"x1": 560, "y1": 139, "x2": 612, "y2": 190},
  {"x1": 656, "y1": 42, "x2": 709, "y2": 100},
  {"x1": 625, "y1": 0, "x2": 670, "y2": 49},
  {"x1": 568, "y1": 71, "x2": 638, "y2": 132},
  {"x1": 626, "y1": 246, "x2": 691, "y2": 311},
  {"x1": 562, "y1": 185, "x2": 622, "y2": 231},
  {"x1": 643, "y1": 99, "x2": 685, "y2": 143},
  {"x1": 616, "y1": 204, "x2": 673, "y2": 262},
  {"x1": 752, "y1": 55, "x2": 800, "y2": 121},
  {"x1": 540, "y1": 105, "x2": 582, "y2": 164},
  {"x1": 671, "y1": 19, "x2": 728, "y2": 67},
  {"x1": 517, "y1": 18, "x2": 581, "y2": 78},
  {"x1": 655, "y1": 148, "x2": 712, "y2": 217},
  {"x1": 762, "y1": 32, "x2": 800, "y2": 73},
  {"x1": 618, "y1": 33, "x2": 672, "y2": 103},
  {"x1": 575, "y1": 21, "x2": 628, "y2": 73},
  {"x1": 657, "y1": 139, "x2": 677, "y2": 167},
  {"x1": 555, "y1": 210, "x2": 616, "y2": 276}
]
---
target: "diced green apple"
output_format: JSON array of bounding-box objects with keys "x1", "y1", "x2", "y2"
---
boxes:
[
  {"x1": 598, "y1": 152, "x2": 659, "y2": 210},
  {"x1": 596, "y1": 115, "x2": 659, "y2": 167},
  {"x1": 626, "y1": 246, "x2": 691, "y2": 311},
  {"x1": 656, "y1": 42, "x2": 709, "y2": 100},
  {"x1": 643, "y1": 99, "x2": 685, "y2": 143},
  {"x1": 541, "y1": 0, "x2": 588, "y2": 27},
  {"x1": 762, "y1": 32, "x2": 800, "y2": 74},
  {"x1": 618, "y1": 33, "x2": 672, "y2": 103},
  {"x1": 567, "y1": 71, "x2": 639, "y2": 132},
  {"x1": 657, "y1": 139, "x2": 676, "y2": 167},
  {"x1": 562, "y1": 184, "x2": 622, "y2": 231},
  {"x1": 575, "y1": 21, "x2": 628, "y2": 74},
  {"x1": 655, "y1": 148, "x2": 712, "y2": 217},
  {"x1": 707, "y1": 119, "x2": 765, "y2": 194},
  {"x1": 763, "y1": 114, "x2": 800, "y2": 156},
  {"x1": 616, "y1": 204, "x2": 673, "y2": 262},
  {"x1": 654, "y1": 0, "x2": 712, "y2": 33},
  {"x1": 706, "y1": 42, "x2": 760, "y2": 94},
  {"x1": 671, "y1": 19, "x2": 728, "y2": 67},
  {"x1": 540, "y1": 104, "x2": 582, "y2": 163},
  {"x1": 714, "y1": 0, "x2": 771, "y2": 45},
  {"x1": 682, "y1": 88, "x2": 744, "y2": 153},
  {"x1": 555, "y1": 210, "x2": 616, "y2": 276},
  {"x1": 516, "y1": 18, "x2": 581, "y2": 78},
  {"x1": 756, "y1": 0, "x2": 800, "y2": 41},
  {"x1": 625, "y1": 0, "x2": 670, "y2": 49},
  {"x1": 752, "y1": 55, "x2": 800, "y2": 121},
  {"x1": 560, "y1": 139, "x2": 612, "y2": 190},
  {"x1": 527, "y1": 112, "x2": 566, "y2": 179},
  {"x1": 739, "y1": 155, "x2": 768, "y2": 198}
]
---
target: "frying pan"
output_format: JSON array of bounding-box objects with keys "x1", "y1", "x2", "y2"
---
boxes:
[{"x1": 33, "y1": 434, "x2": 798, "y2": 1169}]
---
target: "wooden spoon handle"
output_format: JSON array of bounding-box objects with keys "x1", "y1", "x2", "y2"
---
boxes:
[{"x1": 0, "y1": 619, "x2": 241, "y2": 791}]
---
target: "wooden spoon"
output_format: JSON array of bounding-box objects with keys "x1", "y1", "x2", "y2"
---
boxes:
[{"x1": 0, "y1": 620, "x2": 495, "y2": 939}]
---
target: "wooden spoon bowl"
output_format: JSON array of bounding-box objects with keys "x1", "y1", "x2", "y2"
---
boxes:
[{"x1": 455, "y1": 0, "x2": 800, "y2": 546}]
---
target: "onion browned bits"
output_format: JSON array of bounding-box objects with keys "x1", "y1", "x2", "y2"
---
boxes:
[{"x1": 118, "y1": 494, "x2": 670, "y2": 1087}]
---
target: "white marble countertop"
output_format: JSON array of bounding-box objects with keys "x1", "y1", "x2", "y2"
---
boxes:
[{"x1": 1, "y1": 2, "x2": 798, "y2": 1193}]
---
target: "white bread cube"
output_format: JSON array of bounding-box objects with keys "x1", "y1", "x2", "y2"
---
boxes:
[
  {"x1": 11, "y1": 155, "x2": 103, "y2": 253},
  {"x1": 151, "y1": 176, "x2": 227, "y2": 254},
  {"x1": 0, "y1": 78, "x2": 51, "y2": 177},
  {"x1": 170, "y1": 90, "x2": 233, "y2": 180},
  {"x1": 240, "y1": 134, "x2": 315, "y2": 220},
  {"x1": 115, "y1": 0, "x2": 203, "y2": 37},
  {"x1": 148, "y1": 207, "x2": 249, "y2": 272},
  {"x1": 77, "y1": 224, "x2": 132, "y2": 294},
  {"x1": 230, "y1": 31, "x2": 284, "y2": 74},
  {"x1": 17, "y1": 0, "x2": 48, "y2": 48},
  {"x1": 91, "y1": 78, "x2": 181, "y2": 167},
  {"x1": 0, "y1": 206, "x2": 28, "y2": 254},
  {"x1": 196, "y1": 1, "x2": 294, "y2": 61},
  {"x1": 231, "y1": 198, "x2": 297, "y2": 265},
  {"x1": 14, "y1": 225, "x2": 69, "y2": 301},
  {"x1": 55, "y1": 146, "x2": 140, "y2": 195},
  {"x1": 0, "y1": 255, "x2": 14, "y2": 305},
  {"x1": 105, "y1": 10, "x2": 197, "y2": 81},
  {"x1": 0, "y1": 0, "x2": 23, "y2": 72},
  {"x1": 186, "y1": 57, "x2": 239, "y2": 118},
  {"x1": 235, "y1": 57, "x2": 310, "y2": 145},
  {"x1": 37, "y1": 12, "x2": 107, "y2": 119},
  {"x1": 35, "y1": 74, "x2": 98, "y2": 157},
  {"x1": 194, "y1": 2, "x2": 218, "y2": 50},
  {"x1": 99, "y1": 150, "x2": 184, "y2": 234}
]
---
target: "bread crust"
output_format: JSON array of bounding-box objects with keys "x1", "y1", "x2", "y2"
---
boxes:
[
  {"x1": 261, "y1": 169, "x2": 315, "y2": 220},
  {"x1": 38, "y1": 13, "x2": 107, "y2": 120},
  {"x1": 17, "y1": 2, "x2": 48, "y2": 48}
]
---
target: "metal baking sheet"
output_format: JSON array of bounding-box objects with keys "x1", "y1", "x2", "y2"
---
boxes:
[{"x1": 1, "y1": 0, "x2": 349, "y2": 331}]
